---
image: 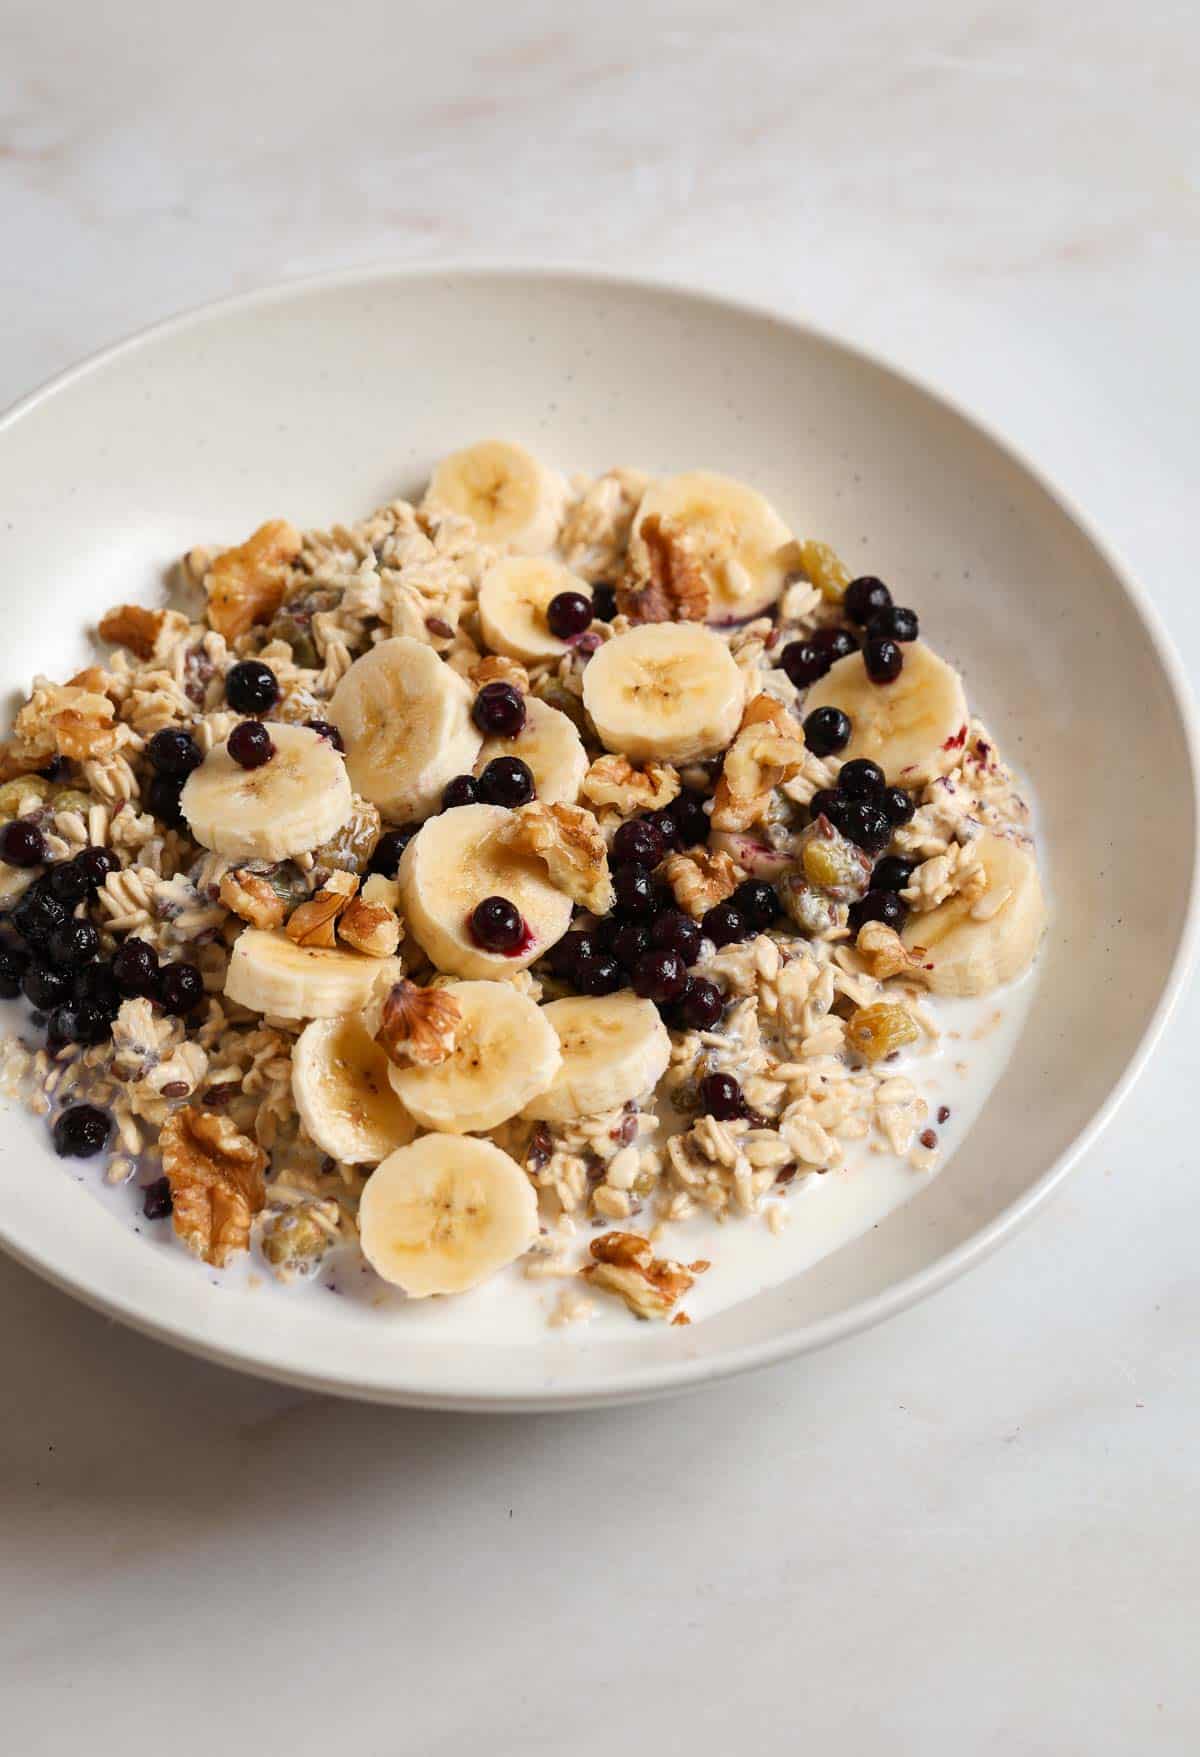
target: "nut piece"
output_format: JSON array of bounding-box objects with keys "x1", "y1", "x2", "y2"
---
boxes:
[
  {"x1": 204, "y1": 519, "x2": 301, "y2": 643},
  {"x1": 845, "y1": 1002, "x2": 919, "y2": 1064},
  {"x1": 617, "y1": 514, "x2": 709, "y2": 623},
  {"x1": 160, "y1": 1106, "x2": 267, "y2": 1267},
  {"x1": 507, "y1": 801, "x2": 614, "y2": 915},
  {"x1": 711, "y1": 694, "x2": 807, "y2": 833},
  {"x1": 856, "y1": 919, "x2": 929, "y2": 983},
  {"x1": 12, "y1": 678, "x2": 118, "y2": 766},
  {"x1": 97, "y1": 604, "x2": 189, "y2": 661},
  {"x1": 285, "y1": 870, "x2": 358, "y2": 949},
  {"x1": 337, "y1": 895, "x2": 402, "y2": 958},
  {"x1": 662, "y1": 846, "x2": 739, "y2": 918},
  {"x1": 582, "y1": 1230, "x2": 694, "y2": 1320},
  {"x1": 469, "y1": 654, "x2": 529, "y2": 693},
  {"x1": 219, "y1": 868, "x2": 286, "y2": 930},
  {"x1": 580, "y1": 753, "x2": 680, "y2": 816},
  {"x1": 373, "y1": 978, "x2": 463, "y2": 1068}
]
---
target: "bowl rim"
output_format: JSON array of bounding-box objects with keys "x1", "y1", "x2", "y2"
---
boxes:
[{"x1": 2, "y1": 260, "x2": 1197, "y2": 1410}]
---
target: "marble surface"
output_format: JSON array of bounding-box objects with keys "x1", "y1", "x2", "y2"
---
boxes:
[{"x1": 2, "y1": 2, "x2": 1198, "y2": 1750}]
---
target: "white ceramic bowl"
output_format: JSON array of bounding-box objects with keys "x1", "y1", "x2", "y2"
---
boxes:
[{"x1": 0, "y1": 268, "x2": 1195, "y2": 1408}]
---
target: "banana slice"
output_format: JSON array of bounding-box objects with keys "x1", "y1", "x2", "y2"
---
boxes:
[
  {"x1": 802, "y1": 641, "x2": 968, "y2": 787},
  {"x1": 902, "y1": 831, "x2": 1046, "y2": 997},
  {"x1": 631, "y1": 471, "x2": 794, "y2": 622},
  {"x1": 397, "y1": 802, "x2": 573, "y2": 979},
  {"x1": 225, "y1": 927, "x2": 400, "y2": 1019},
  {"x1": 478, "y1": 556, "x2": 593, "y2": 663},
  {"x1": 180, "y1": 722, "x2": 351, "y2": 862},
  {"x1": 424, "y1": 440, "x2": 566, "y2": 554},
  {"x1": 582, "y1": 622, "x2": 745, "y2": 766},
  {"x1": 475, "y1": 696, "x2": 588, "y2": 806},
  {"x1": 329, "y1": 636, "x2": 481, "y2": 823},
  {"x1": 359, "y1": 1134, "x2": 539, "y2": 1297},
  {"x1": 292, "y1": 1013, "x2": 416, "y2": 1163},
  {"x1": 523, "y1": 993, "x2": 671, "y2": 1124},
  {"x1": 387, "y1": 980, "x2": 561, "y2": 1134}
]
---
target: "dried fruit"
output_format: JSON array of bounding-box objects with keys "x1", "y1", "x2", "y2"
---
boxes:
[
  {"x1": 798, "y1": 816, "x2": 872, "y2": 900},
  {"x1": 782, "y1": 537, "x2": 852, "y2": 605},
  {"x1": 845, "y1": 1002, "x2": 919, "y2": 1063},
  {"x1": 261, "y1": 1203, "x2": 336, "y2": 1277},
  {"x1": 160, "y1": 1106, "x2": 267, "y2": 1266},
  {"x1": 311, "y1": 795, "x2": 382, "y2": 876}
]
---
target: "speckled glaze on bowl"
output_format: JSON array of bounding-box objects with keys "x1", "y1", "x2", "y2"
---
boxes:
[{"x1": 0, "y1": 267, "x2": 1195, "y2": 1408}]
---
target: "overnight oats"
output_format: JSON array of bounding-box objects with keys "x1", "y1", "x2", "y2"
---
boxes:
[{"x1": 0, "y1": 442, "x2": 1045, "y2": 1331}]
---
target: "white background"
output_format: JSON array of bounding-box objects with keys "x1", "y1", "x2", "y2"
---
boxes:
[{"x1": 2, "y1": 2, "x2": 1198, "y2": 1750}]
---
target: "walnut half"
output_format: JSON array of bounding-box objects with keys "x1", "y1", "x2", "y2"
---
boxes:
[
  {"x1": 204, "y1": 519, "x2": 301, "y2": 643},
  {"x1": 219, "y1": 868, "x2": 286, "y2": 930},
  {"x1": 372, "y1": 979, "x2": 462, "y2": 1068},
  {"x1": 160, "y1": 1106, "x2": 267, "y2": 1267},
  {"x1": 506, "y1": 801, "x2": 614, "y2": 915},
  {"x1": 285, "y1": 870, "x2": 358, "y2": 948},
  {"x1": 582, "y1": 1231, "x2": 694, "y2": 1320},
  {"x1": 617, "y1": 515, "x2": 709, "y2": 623}
]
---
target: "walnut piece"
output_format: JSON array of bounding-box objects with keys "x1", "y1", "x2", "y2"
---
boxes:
[
  {"x1": 285, "y1": 870, "x2": 358, "y2": 949},
  {"x1": 161, "y1": 1106, "x2": 267, "y2": 1267},
  {"x1": 219, "y1": 868, "x2": 286, "y2": 929},
  {"x1": 204, "y1": 519, "x2": 301, "y2": 642},
  {"x1": 97, "y1": 604, "x2": 189, "y2": 661},
  {"x1": 373, "y1": 979, "x2": 462, "y2": 1068},
  {"x1": 617, "y1": 514, "x2": 709, "y2": 623},
  {"x1": 507, "y1": 801, "x2": 614, "y2": 915},
  {"x1": 338, "y1": 895, "x2": 402, "y2": 958},
  {"x1": 662, "y1": 846, "x2": 739, "y2": 918},
  {"x1": 580, "y1": 754, "x2": 680, "y2": 817},
  {"x1": 469, "y1": 654, "x2": 529, "y2": 693},
  {"x1": 856, "y1": 919, "x2": 930, "y2": 983},
  {"x1": 711, "y1": 694, "x2": 807, "y2": 832},
  {"x1": 582, "y1": 1231, "x2": 694, "y2": 1320},
  {"x1": 12, "y1": 678, "x2": 118, "y2": 766}
]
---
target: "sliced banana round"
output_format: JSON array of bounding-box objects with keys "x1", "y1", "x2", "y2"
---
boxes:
[
  {"x1": 478, "y1": 556, "x2": 593, "y2": 664},
  {"x1": 523, "y1": 993, "x2": 671, "y2": 1124},
  {"x1": 397, "y1": 802, "x2": 573, "y2": 979},
  {"x1": 329, "y1": 637, "x2": 481, "y2": 823},
  {"x1": 359, "y1": 1134, "x2": 539, "y2": 1297},
  {"x1": 631, "y1": 470, "x2": 794, "y2": 622},
  {"x1": 180, "y1": 722, "x2": 351, "y2": 862},
  {"x1": 475, "y1": 696, "x2": 588, "y2": 806},
  {"x1": 802, "y1": 641, "x2": 968, "y2": 787},
  {"x1": 292, "y1": 1013, "x2": 416, "y2": 1163},
  {"x1": 424, "y1": 439, "x2": 566, "y2": 554},
  {"x1": 387, "y1": 980, "x2": 561, "y2": 1134},
  {"x1": 224, "y1": 927, "x2": 401, "y2": 1019},
  {"x1": 582, "y1": 622, "x2": 745, "y2": 766},
  {"x1": 902, "y1": 831, "x2": 1046, "y2": 997}
]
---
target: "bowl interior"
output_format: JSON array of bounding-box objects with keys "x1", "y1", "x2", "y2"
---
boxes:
[{"x1": 0, "y1": 269, "x2": 1193, "y2": 1406}]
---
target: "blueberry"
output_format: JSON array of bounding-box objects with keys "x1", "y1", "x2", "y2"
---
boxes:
[
  {"x1": 46, "y1": 860, "x2": 91, "y2": 907},
  {"x1": 590, "y1": 583, "x2": 618, "y2": 622},
  {"x1": 868, "y1": 605, "x2": 919, "y2": 643},
  {"x1": 12, "y1": 887, "x2": 67, "y2": 948},
  {"x1": 142, "y1": 1176, "x2": 174, "y2": 1220},
  {"x1": 650, "y1": 909, "x2": 702, "y2": 965},
  {"x1": 159, "y1": 962, "x2": 204, "y2": 1015},
  {"x1": 848, "y1": 890, "x2": 909, "y2": 933},
  {"x1": 469, "y1": 895, "x2": 525, "y2": 953},
  {"x1": 803, "y1": 706, "x2": 852, "y2": 757},
  {"x1": 73, "y1": 960, "x2": 121, "y2": 1016},
  {"x1": 668, "y1": 790, "x2": 711, "y2": 847},
  {"x1": 780, "y1": 641, "x2": 830, "y2": 689},
  {"x1": 75, "y1": 846, "x2": 119, "y2": 891},
  {"x1": 367, "y1": 825, "x2": 418, "y2": 876},
  {"x1": 837, "y1": 758, "x2": 886, "y2": 801},
  {"x1": 442, "y1": 775, "x2": 480, "y2": 810},
  {"x1": 306, "y1": 719, "x2": 346, "y2": 752},
  {"x1": 112, "y1": 937, "x2": 159, "y2": 998},
  {"x1": 148, "y1": 727, "x2": 203, "y2": 778},
  {"x1": 472, "y1": 682, "x2": 525, "y2": 738},
  {"x1": 546, "y1": 591, "x2": 593, "y2": 639},
  {"x1": 228, "y1": 720, "x2": 275, "y2": 770},
  {"x1": 833, "y1": 800, "x2": 892, "y2": 855},
  {"x1": 225, "y1": 659, "x2": 280, "y2": 714},
  {"x1": 871, "y1": 855, "x2": 916, "y2": 893},
  {"x1": 732, "y1": 879, "x2": 779, "y2": 931},
  {"x1": 478, "y1": 756, "x2": 535, "y2": 809},
  {"x1": 611, "y1": 818, "x2": 665, "y2": 868},
  {"x1": 0, "y1": 943, "x2": 30, "y2": 999},
  {"x1": 811, "y1": 626, "x2": 859, "y2": 663},
  {"x1": 145, "y1": 773, "x2": 185, "y2": 827},
  {"x1": 0, "y1": 820, "x2": 47, "y2": 868},
  {"x1": 864, "y1": 636, "x2": 903, "y2": 684},
  {"x1": 573, "y1": 951, "x2": 623, "y2": 995},
  {"x1": 547, "y1": 929, "x2": 598, "y2": 979},
  {"x1": 646, "y1": 806, "x2": 683, "y2": 852},
  {"x1": 808, "y1": 787, "x2": 841, "y2": 822},
  {"x1": 613, "y1": 864, "x2": 656, "y2": 917},
  {"x1": 679, "y1": 977, "x2": 723, "y2": 1030},
  {"x1": 880, "y1": 786, "x2": 916, "y2": 827},
  {"x1": 22, "y1": 963, "x2": 69, "y2": 1011},
  {"x1": 844, "y1": 576, "x2": 892, "y2": 625},
  {"x1": 46, "y1": 918, "x2": 99, "y2": 971},
  {"x1": 699, "y1": 1072, "x2": 745, "y2": 1121},
  {"x1": 631, "y1": 947, "x2": 687, "y2": 1005},
  {"x1": 610, "y1": 921, "x2": 651, "y2": 970},
  {"x1": 701, "y1": 901, "x2": 746, "y2": 947},
  {"x1": 52, "y1": 1103, "x2": 110, "y2": 1158},
  {"x1": 47, "y1": 999, "x2": 109, "y2": 1051}
]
